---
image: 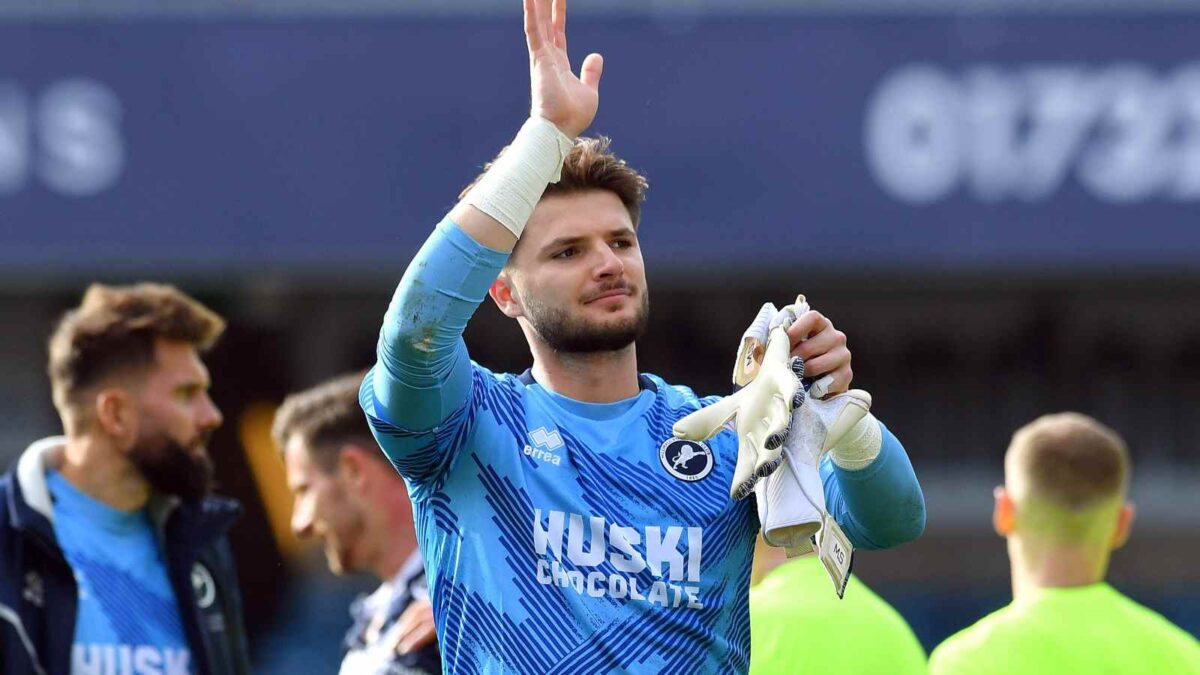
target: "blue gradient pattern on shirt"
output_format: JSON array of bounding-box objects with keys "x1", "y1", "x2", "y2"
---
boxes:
[
  {"x1": 363, "y1": 218, "x2": 924, "y2": 674},
  {"x1": 47, "y1": 471, "x2": 191, "y2": 673},
  {"x1": 364, "y1": 364, "x2": 760, "y2": 673}
]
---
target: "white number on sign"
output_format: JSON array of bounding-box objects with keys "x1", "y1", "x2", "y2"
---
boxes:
[{"x1": 866, "y1": 62, "x2": 1200, "y2": 204}]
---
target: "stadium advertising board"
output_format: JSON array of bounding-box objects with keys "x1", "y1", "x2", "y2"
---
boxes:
[{"x1": 2, "y1": 14, "x2": 1198, "y2": 274}]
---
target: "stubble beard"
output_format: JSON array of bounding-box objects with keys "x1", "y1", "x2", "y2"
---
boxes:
[{"x1": 523, "y1": 289, "x2": 650, "y2": 354}]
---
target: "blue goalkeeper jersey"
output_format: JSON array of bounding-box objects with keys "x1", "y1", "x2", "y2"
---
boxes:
[
  {"x1": 363, "y1": 365, "x2": 756, "y2": 673},
  {"x1": 361, "y1": 218, "x2": 925, "y2": 674}
]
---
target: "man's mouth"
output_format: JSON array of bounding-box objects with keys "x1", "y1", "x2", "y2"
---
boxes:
[{"x1": 585, "y1": 287, "x2": 632, "y2": 304}]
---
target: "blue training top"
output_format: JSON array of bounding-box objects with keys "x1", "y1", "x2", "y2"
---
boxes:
[
  {"x1": 46, "y1": 471, "x2": 192, "y2": 675},
  {"x1": 361, "y1": 218, "x2": 925, "y2": 674}
]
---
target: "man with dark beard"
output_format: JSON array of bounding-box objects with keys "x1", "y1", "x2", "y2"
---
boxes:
[
  {"x1": 358, "y1": 1, "x2": 924, "y2": 672},
  {"x1": 0, "y1": 283, "x2": 252, "y2": 675}
]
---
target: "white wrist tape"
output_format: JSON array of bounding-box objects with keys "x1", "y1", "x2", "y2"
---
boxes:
[
  {"x1": 464, "y1": 116, "x2": 576, "y2": 238},
  {"x1": 829, "y1": 413, "x2": 882, "y2": 471}
]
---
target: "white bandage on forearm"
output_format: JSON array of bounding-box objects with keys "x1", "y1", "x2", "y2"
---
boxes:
[
  {"x1": 463, "y1": 116, "x2": 576, "y2": 238},
  {"x1": 829, "y1": 413, "x2": 882, "y2": 471}
]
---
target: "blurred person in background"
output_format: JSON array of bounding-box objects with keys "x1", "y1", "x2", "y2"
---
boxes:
[
  {"x1": 749, "y1": 538, "x2": 926, "y2": 674},
  {"x1": 273, "y1": 373, "x2": 440, "y2": 675},
  {"x1": 357, "y1": 0, "x2": 924, "y2": 671},
  {"x1": 929, "y1": 413, "x2": 1200, "y2": 674},
  {"x1": 0, "y1": 283, "x2": 251, "y2": 675}
]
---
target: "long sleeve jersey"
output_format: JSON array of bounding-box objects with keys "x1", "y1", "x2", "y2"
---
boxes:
[{"x1": 361, "y1": 218, "x2": 926, "y2": 674}]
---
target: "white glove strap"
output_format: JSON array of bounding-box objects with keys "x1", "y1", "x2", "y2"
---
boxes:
[{"x1": 463, "y1": 116, "x2": 575, "y2": 238}]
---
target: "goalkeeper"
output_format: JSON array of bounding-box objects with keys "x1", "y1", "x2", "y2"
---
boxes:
[{"x1": 359, "y1": 0, "x2": 925, "y2": 672}]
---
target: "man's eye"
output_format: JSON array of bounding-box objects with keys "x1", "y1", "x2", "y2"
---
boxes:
[
  {"x1": 612, "y1": 239, "x2": 632, "y2": 249},
  {"x1": 554, "y1": 248, "x2": 577, "y2": 259}
]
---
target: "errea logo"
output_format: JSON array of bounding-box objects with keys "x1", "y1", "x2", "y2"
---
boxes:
[{"x1": 524, "y1": 426, "x2": 564, "y2": 466}]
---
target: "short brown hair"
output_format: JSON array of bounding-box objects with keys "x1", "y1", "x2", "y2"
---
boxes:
[
  {"x1": 272, "y1": 372, "x2": 380, "y2": 473},
  {"x1": 460, "y1": 136, "x2": 650, "y2": 227},
  {"x1": 49, "y1": 283, "x2": 225, "y2": 428},
  {"x1": 1006, "y1": 412, "x2": 1131, "y2": 513}
]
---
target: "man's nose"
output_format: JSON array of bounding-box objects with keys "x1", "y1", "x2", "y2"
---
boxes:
[
  {"x1": 199, "y1": 394, "x2": 224, "y2": 431},
  {"x1": 291, "y1": 501, "x2": 314, "y2": 539},
  {"x1": 594, "y1": 244, "x2": 625, "y2": 278}
]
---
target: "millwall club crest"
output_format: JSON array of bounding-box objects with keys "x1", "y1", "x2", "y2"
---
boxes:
[
  {"x1": 192, "y1": 563, "x2": 216, "y2": 609},
  {"x1": 659, "y1": 438, "x2": 714, "y2": 482}
]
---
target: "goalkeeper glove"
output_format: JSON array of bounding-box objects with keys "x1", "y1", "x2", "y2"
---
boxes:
[{"x1": 673, "y1": 303, "x2": 806, "y2": 501}]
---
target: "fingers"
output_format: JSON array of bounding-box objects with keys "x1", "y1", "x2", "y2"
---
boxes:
[
  {"x1": 790, "y1": 311, "x2": 849, "y2": 377},
  {"x1": 790, "y1": 357, "x2": 808, "y2": 407},
  {"x1": 552, "y1": 0, "x2": 567, "y2": 49},
  {"x1": 580, "y1": 53, "x2": 604, "y2": 90},
  {"x1": 393, "y1": 601, "x2": 437, "y2": 655},
  {"x1": 730, "y1": 433, "x2": 759, "y2": 501},
  {"x1": 743, "y1": 302, "x2": 778, "y2": 345},
  {"x1": 523, "y1": 0, "x2": 544, "y2": 52},
  {"x1": 673, "y1": 394, "x2": 739, "y2": 441},
  {"x1": 734, "y1": 303, "x2": 776, "y2": 387},
  {"x1": 754, "y1": 394, "x2": 791, "y2": 478},
  {"x1": 805, "y1": 362, "x2": 852, "y2": 396},
  {"x1": 792, "y1": 327, "x2": 847, "y2": 367},
  {"x1": 798, "y1": 335, "x2": 848, "y2": 375},
  {"x1": 793, "y1": 347, "x2": 847, "y2": 387},
  {"x1": 785, "y1": 309, "x2": 831, "y2": 346}
]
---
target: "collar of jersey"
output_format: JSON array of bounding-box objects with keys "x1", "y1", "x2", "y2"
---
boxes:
[
  {"x1": 1025, "y1": 581, "x2": 1114, "y2": 601},
  {"x1": 46, "y1": 469, "x2": 150, "y2": 535},
  {"x1": 519, "y1": 369, "x2": 657, "y2": 422}
]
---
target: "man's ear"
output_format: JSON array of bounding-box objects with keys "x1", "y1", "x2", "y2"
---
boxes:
[
  {"x1": 489, "y1": 272, "x2": 524, "y2": 319},
  {"x1": 94, "y1": 387, "x2": 137, "y2": 443},
  {"x1": 993, "y1": 486, "x2": 1016, "y2": 537},
  {"x1": 1110, "y1": 502, "x2": 1136, "y2": 550},
  {"x1": 336, "y1": 445, "x2": 369, "y2": 487}
]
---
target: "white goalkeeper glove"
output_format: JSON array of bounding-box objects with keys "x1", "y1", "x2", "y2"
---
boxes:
[
  {"x1": 758, "y1": 387, "x2": 874, "y2": 550},
  {"x1": 755, "y1": 299, "x2": 882, "y2": 551},
  {"x1": 674, "y1": 294, "x2": 884, "y2": 503},
  {"x1": 673, "y1": 303, "x2": 806, "y2": 501},
  {"x1": 759, "y1": 295, "x2": 882, "y2": 470}
]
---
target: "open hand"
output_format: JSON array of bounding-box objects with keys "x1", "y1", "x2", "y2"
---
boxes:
[{"x1": 525, "y1": 0, "x2": 603, "y2": 137}]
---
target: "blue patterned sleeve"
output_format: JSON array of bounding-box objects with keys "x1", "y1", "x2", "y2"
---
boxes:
[
  {"x1": 820, "y1": 420, "x2": 926, "y2": 550},
  {"x1": 360, "y1": 218, "x2": 509, "y2": 486}
]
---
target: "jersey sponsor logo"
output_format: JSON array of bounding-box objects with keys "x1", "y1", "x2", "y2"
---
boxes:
[
  {"x1": 659, "y1": 438, "x2": 714, "y2": 482},
  {"x1": 533, "y1": 509, "x2": 704, "y2": 610},
  {"x1": 72, "y1": 644, "x2": 190, "y2": 675},
  {"x1": 191, "y1": 563, "x2": 216, "y2": 609},
  {"x1": 524, "y1": 426, "x2": 564, "y2": 466}
]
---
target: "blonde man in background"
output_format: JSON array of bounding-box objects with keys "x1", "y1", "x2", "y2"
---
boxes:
[{"x1": 930, "y1": 413, "x2": 1200, "y2": 674}]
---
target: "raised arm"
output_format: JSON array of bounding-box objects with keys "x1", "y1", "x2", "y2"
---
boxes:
[{"x1": 362, "y1": 0, "x2": 604, "y2": 482}]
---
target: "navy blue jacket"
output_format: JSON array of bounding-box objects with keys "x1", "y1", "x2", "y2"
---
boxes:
[{"x1": 0, "y1": 438, "x2": 252, "y2": 675}]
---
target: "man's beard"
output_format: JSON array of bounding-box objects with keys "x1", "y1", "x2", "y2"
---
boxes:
[
  {"x1": 128, "y1": 430, "x2": 215, "y2": 502},
  {"x1": 522, "y1": 288, "x2": 650, "y2": 354}
]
